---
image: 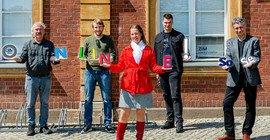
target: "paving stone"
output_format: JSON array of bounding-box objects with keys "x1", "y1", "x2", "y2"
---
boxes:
[{"x1": 0, "y1": 116, "x2": 269, "y2": 140}]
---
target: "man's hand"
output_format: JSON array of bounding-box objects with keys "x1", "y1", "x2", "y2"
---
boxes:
[
  {"x1": 156, "y1": 74, "x2": 159, "y2": 81},
  {"x1": 156, "y1": 74, "x2": 160, "y2": 86},
  {"x1": 89, "y1": 58, "x2": 100, "y2": 63},
  {"x1": 55, "y1": 57, "x2": 67, "y2": 62},
  {"x1": 221, "y1": 65, "x2": 229, "y2": 70},
  {"x1": 3, "y1": 57, "x2": 22, "y2": 62},
  {"x1": 162, "y1": 67, "x2": 172, "y2": 71},
  {"x1": 183, "y1": 56, "x2": 191, "y2": 62},
  {"x1": 244, "y1": 61, "x2": 255, "y2": 68}
]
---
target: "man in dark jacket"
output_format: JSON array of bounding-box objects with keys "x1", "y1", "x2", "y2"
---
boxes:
[
  {"x1": 5, "y1": 22, "x2": 61, "y2": 136},
  {"x1": 216, "y1": 17, "x2": 261, "y2": 140},
  {"x1": 154, "y1": 14, "x2": 191, "y2": 133}
]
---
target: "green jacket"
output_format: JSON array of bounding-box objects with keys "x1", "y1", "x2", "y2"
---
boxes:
[{"x1": 83, "y1": 35, "x2": 116, "y2": 71}]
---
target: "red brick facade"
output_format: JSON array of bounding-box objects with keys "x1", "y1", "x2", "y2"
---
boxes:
[
  {"x1": 0, "y1": 0, "x2": 81, "y2": 109},
  {"x1": 0, "y1": 0, "x2": 269, "y2": 110},
  {"x1": 243, "y1": 0, "x2": 270, "y2": 107}
]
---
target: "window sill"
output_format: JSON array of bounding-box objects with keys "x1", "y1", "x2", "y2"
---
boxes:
[
  {"x1": 150, "y1": 65, "x2": 227, "y2": 77},
  {"x1": 0, "y1": 63, "x2": 25, "y2": 68},
  {"x1": 0, "y1": 67, "x2": 25, "y2": 78}
]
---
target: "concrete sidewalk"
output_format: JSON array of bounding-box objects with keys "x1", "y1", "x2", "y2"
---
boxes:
[{"x1": 0, "y1": 115, "x2": 269, "y2": 140}]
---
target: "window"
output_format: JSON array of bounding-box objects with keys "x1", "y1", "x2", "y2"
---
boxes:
[
  {"x1": 158, "y1": 0, "x2": 227, "y2": 66},
  {"x1": 0, "y1": 0, "x2": 32, "y2": 67}
]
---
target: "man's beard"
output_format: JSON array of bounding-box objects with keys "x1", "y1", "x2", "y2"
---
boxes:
[
  {"x1": 33, "y1": 33, "x2": 42, "y2": 38},
  {"x1": 95, "y1": 32, "x2": 102, "y2": 36}
]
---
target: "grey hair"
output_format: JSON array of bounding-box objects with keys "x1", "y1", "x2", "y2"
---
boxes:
[
  {"x1": 31, "y1": 22, "x2": 46, "y2": 31},
  {"x1": 232, "y1": 17, "x2": 246, "y2": 28}
]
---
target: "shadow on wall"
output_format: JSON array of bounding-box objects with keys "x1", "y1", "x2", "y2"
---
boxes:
[
  {"x1": 110, "y1": 0, "x2": 136, "y2": 107},
  {"x1": 50, "y1": 72, "x2": 67, "y2": 96},
  {"x1": 110, "y1": 0, "x2": 136, "y2": 49}
]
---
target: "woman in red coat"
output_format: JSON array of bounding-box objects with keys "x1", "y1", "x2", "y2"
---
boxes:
[{"x1": 101, "y1": 25, "x2": 170, "y2": 140}]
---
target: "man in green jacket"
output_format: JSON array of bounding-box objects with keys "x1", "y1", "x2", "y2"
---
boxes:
[{"x1": 81, "y1": 18, "x2": 116, "y2": 134}]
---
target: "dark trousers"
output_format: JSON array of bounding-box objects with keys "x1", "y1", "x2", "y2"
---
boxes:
[
  {"x1": 159, "y1": 71, "x2": 183, "y2": 125},
  {"x1": 223, "y1": 73, "x2": 257, "y2": 137}
]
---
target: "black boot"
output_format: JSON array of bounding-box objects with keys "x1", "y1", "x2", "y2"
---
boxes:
[
  {"x1": 27, "y1": 125, "x2": 35, "y2": 136},
  {"x1": 40, "y1": 125, "x2": 53, "y2": 134}
]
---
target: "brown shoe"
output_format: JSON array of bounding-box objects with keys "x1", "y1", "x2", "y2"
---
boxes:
[
  {"x1": 216, "y1": 135, "x2": 235, "y2": 140},
  {"x1": 243, "y1": 134, "x2": 250, "y2": 140}
]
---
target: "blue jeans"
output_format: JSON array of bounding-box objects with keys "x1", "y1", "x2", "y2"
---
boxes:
[
  {"x1": 84, "y1": 69, "x2": 112, "y2": 126},
  {"x1": 25, "y1": 75, "x2": 51, "y2": 127}
]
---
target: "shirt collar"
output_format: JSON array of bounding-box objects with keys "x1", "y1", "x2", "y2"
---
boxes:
[{"x1": 32, "y1": 38, "x2": 44, "y2": 45}]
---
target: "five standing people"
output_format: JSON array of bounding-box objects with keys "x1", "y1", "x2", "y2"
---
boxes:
[
  {"x1": 5, "y1": 16, "x2": 262, "y2": 139},
  {"x1": 216, "y1": 17, "x2": 261, "y2": 140}
]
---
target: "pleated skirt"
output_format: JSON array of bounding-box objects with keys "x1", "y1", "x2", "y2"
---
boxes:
[{"x1": 118, "y1": 89, "x2": 154, "y2": 109}]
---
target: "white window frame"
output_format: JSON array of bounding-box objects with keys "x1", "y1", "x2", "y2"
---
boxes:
[
  {"x1": 0, "y1": 0, "x2": 32, "y2": 68},
  {"x1": 158, "y1": 0, "x2": 227, "y2": 66}
]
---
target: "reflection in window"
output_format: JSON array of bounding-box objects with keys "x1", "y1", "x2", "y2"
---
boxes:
[
  {"x1": 196, "y1": 37, "x2": 224, "y2": 59},
  {"x1": 2, "y1": 0, "x2": 32, "y2": 11}
]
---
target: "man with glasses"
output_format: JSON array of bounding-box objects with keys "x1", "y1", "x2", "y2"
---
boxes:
[{"x1": 81, "y1": 19, "x2": 116, "y2": 134}]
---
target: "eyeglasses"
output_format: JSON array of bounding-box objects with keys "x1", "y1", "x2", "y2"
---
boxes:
[{"x1": 96, "y1": 40, "x2": 101, "y2": 48}]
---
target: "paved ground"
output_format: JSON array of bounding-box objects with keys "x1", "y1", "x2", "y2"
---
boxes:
[{"x1": 0, "y1": 115, "x2": 269, "y2": 140}]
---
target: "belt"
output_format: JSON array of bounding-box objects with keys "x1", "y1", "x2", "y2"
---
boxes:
[
  {"x1": 129, "y1": 68, "x2": 147, "y2": 95},
  {"x1": 27, "y1": 74, "x2": 50, "y2": 77}
]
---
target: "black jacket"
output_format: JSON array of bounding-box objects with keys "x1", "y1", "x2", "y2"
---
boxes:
[
  {"x1": 154, "y1": 29, "x2": 185, "y2": 73},
  {"x1": 20, "y1": 39, "x2": 59, "y2": 76}
]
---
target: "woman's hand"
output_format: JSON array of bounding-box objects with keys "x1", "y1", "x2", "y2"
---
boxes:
[{"x1": 100, "y1": 63, "x2": 111, "y2": 68}]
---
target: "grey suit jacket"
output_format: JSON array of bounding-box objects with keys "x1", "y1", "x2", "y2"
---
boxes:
[{"x1": 225, "y1": 34, "x2": 262, "y2": 87}]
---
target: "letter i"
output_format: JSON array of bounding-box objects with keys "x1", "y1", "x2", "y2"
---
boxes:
[{"x1": 93, "y1": 48, "x2": 95, "y2": 59}]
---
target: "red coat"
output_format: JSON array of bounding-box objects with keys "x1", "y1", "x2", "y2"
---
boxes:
[{"x1": 109, "y1": 45, "x2": 165, "y2": 95}]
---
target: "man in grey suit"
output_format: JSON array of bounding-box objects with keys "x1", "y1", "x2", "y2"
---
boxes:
[{"x1": 216, "y1": 17, "x2": 261, "y2": 140}]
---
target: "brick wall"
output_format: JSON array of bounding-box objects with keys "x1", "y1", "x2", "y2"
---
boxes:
[
  {"x1": 43, "y1": 0, "x2": 81, "y2": 109},
  {"x1": 242, "y1": 0, "x2": 270, "y2": 107},
  {"x1": 109, "y1": 0, "x2": 270, "y2": 108},
  {"x1": 0, "y1": 78, "x2": 25, "y2": 109},
  {"x1": 0, "y1": 0, "x2": 81, "y2": 109}
]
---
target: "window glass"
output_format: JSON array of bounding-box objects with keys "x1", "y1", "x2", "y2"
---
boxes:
[
  {"x1": 196, "y1": 37, "x2": 224, "y2": 58},
  {"x1": 3, "y1": 13, "x2": 32, "y2": 36},
  {"x1": 160, "y1": 0, "x2": 188, "y2": 11},
  {"x1": 160, "y1": 12, "x2": 189, "y2": 35},
  {"x1": 2, "y1": 0, "x2": 32, "y2": 11},
  {"x1": 2, "y1": 37, "x2": 30, "y2": 57},
  {"x1": 196, "y1": 12, "x2": 224, "y2": 34},
  {"x1": 196, "y1": 0, "x2": 224, "y2": 11},
  {"x1": 1, "y1": 0, "x2": 32, "y2": 64}
]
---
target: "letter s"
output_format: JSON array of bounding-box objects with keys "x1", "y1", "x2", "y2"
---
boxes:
[{"x1": 219, "y1": 57, "x2": 226, "y2": 66}]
